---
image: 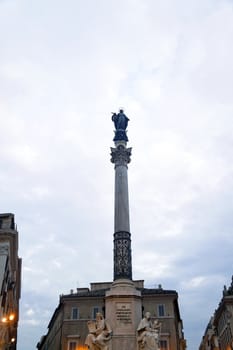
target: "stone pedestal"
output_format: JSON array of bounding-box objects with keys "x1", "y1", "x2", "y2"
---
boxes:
[{"x1": 105, "y1": 279, "x2": 142, "y2": 350}]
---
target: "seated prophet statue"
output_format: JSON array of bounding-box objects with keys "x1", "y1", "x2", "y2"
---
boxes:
[
  {"x1": 137, "y1": 312, "x2": 161, "y2": 350},
  {"x1": 85, "y1": 312, "x2": 112, "y2": 350}
]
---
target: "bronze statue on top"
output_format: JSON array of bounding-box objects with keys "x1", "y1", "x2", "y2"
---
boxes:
[{"x1": 111, "y1": 109, "x2": 129, "y2": 142}]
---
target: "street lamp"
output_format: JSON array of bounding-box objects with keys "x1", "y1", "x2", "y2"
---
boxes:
[
  {"x1": 1, "y1": 314, "x2": 15, "y2": 323},
  {"x1": 0, "y1": 313, "x2": 16, "y2": 350}
]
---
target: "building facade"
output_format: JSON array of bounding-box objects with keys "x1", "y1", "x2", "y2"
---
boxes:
[
  {"x1": 200, "y1": 278, "x2": 233, "y2": 350},
  {"x1": 214, "y1": 278, "x2": 233, "y2": 350},
  {"x1": 199, "y1": 317, "x2": 219, "y2": 350},
  {"x1": 37, "y1": 281, "x2": 185, "y2": 350},
  {"x1": 0, "y1": 213, "x2": 21, "y2": 350}
]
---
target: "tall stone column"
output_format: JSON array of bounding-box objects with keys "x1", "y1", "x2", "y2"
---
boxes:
[
  {"x1": 106, "y1": 110, "x2": 142, "y2": 350},
  {"x1": 111, "y1": 142, "x2": 132, "y2": 280}
]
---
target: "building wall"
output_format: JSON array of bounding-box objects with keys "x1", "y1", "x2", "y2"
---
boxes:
[
  {"x1": 142, "y1": 293, "x2": 181, "y2": 350},
  {"x1": 215, "y1": 297, "x2": 233, "y2": 350},
  {"x1": 200, "y1": 278, "x2": 233, "y2": 350},
  {"x1": 201, "y1": 318, "x2": 219, "y2": 350},
  {"x1": 37, "y1": 286, "x2": 186, "y2": 350},
  {"x1": 0, "y1": 213, "x2": 21, "y2": 350},
  {"x1": 62, "y1": 296, "x2": 105, "y2": 348},
  {"x1": 38, "y1": 305, "x2": 64, "y2": 350},
  {"x1": 63, "y1": 296, "x2": 105, "y2": 320}
]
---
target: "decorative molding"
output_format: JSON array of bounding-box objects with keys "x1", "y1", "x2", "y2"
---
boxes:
[
  {"x1": 114, "y1": 231, "x2": 132, "y2": 280},
  {"x1": 111, "y1": 145, "x2": 132, "y2": 167}
]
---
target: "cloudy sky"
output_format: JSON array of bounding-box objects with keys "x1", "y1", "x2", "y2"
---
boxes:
[{"x1": 1, "y1": 0, "x2": 233, "y2": 349}]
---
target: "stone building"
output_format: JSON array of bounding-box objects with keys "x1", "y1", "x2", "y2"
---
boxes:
[
  {"x1": 37, "y1": 282, "x2": 185, "y2": 350},
  {"x1": 37, "y1": 111, "x2": 186, "y2": 350},
  {"x1": 199, "y1": 277, "x2": 233, "y2": 350},
  {"x1": 214, "y1": 278, "x2": 233, "y2": 350},
  {"x1": 0, "y1": 213, "x2": 21, "y2": 350},
  {"x1": 199, "y1": 317, "x2": 219, "y2": 350}
]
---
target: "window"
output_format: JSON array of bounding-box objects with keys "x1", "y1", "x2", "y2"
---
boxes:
[
  {"x1": 68, "y1": 341, "x2": 77, "y2": 350},
  {"x1": 160, "y1": 340, "x2": 168, "y2": 350},
  {"x1": 71, "y1": 307, "x2": 79, "y2": 320},
  {"x1": 158, "y1": 304, "x2": 165, "y2": 317},
  {"x1": 92, "y1": 307, "x2": 99, "y2": 319}
]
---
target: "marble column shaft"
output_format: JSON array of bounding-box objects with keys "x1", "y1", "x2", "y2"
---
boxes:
[{"x1": 111, "y1": 142, "x2": 132, "y2": 280}]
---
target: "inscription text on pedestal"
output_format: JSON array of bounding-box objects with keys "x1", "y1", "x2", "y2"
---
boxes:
[{"x1": 116, "y1": 303, "x2": 132, "y2": 325}]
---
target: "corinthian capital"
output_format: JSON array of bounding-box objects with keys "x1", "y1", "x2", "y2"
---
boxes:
[{"x1": 110, "y1": 144, "x2": 132, "y2": 166}]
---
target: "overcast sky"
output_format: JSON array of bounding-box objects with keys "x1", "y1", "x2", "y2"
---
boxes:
[{"x1": 1, "y1": 0, "x2": 233, "y2": 349}]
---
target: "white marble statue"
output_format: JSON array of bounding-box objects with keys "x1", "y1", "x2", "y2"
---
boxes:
[
  {"x1": 85, "y1": 312, "x2": 112, "y2": 350},
  {"x1": 137, "y1": 312, "x2": 161, "y2": 350}
]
